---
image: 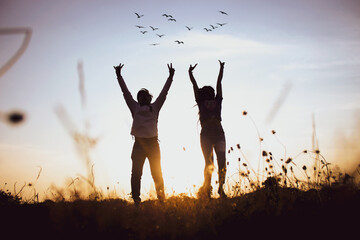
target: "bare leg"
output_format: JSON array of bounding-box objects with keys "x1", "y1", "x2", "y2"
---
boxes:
[
  {"x1": 214, "y1": 138, "x2": 227, "y2": 198},
  {"x1": 199, "y1": 134, "x2": 214, "y2": 198}
]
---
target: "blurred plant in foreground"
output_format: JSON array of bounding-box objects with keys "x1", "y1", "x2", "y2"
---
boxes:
[{"x1": 54, "y1": 61, "x2": 100, "y2": 200}]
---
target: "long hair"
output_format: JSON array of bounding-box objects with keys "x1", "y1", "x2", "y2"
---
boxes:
[
  {"x1": 197, "y1": 86, "x2": 215, "y2": 102},
  {"x1": 195, "y1": 86, "x2": 215, "y2": 125}
]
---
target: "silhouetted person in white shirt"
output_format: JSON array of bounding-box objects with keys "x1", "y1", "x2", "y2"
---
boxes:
[{"x1": 114, "y1": 63, "x2": 175, "y2": 205}]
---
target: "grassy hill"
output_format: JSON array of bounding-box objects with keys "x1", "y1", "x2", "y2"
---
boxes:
[{"x1": 1, "y1": 181, "x2": 359, "y2": 239}]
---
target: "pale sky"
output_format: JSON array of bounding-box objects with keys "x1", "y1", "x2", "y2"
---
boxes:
[{"x1": 1, "y1": 0, "x2": 359, "y2": 200}]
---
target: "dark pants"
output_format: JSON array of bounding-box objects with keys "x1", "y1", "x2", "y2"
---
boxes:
[
  {"x1": 200, "y1": 131, "x2": 226, "y2": 190},
  {"x1": 131, "y1": 137, "x2": 165, "y2": 201}
]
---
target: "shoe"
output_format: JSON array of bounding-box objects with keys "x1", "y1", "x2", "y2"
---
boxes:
[
  {"x1": 197, "y1": 185, "x2": 212, "y2": 199},
  {"x1": 218, "y1": 187, "x2": 227, "y2": 198},
  {"x1": 157, "y1": 195, "x2": 165, "y2": 204},
  {"x1": 157, "y1": 190, "x2": 165, "y2": 203},
  {"x1": 133, "y1": 197, "x2": 141, "y2": 207}
]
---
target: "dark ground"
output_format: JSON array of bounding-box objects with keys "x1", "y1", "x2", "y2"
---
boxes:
[{"x1": 1, "y1": 184, "x2": 359, "y2": 240}]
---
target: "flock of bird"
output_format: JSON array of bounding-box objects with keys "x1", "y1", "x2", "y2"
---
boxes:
[{"x1": 133, "y1": 11, "x2": 229, "y2": 46}]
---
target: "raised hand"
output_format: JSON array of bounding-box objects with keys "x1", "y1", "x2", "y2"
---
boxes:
[
  {"x1": 217, "y1": 60, "x2": 224, "y2": 96},
  {"x1": 167, "y1": 63, "x2": 175, "y2": 77},
  {"x1": 188, "y1": 63, "x2": 198, "y2": 73},
  {"x1": 113, "y1": 63, "x2": 124, "y2": 77},
  {"x1": 218, "y1": 60, "x2": 225, "y2": 69}
]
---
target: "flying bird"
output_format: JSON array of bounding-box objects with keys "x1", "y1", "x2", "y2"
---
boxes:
[
  {"x1": 135, "y1": 25, "x2": 145, "y2": 28},
  {"x1": 210, "y1": 24, "x2": 218, "y2": 29},
  {"x1": 175, "y1": 40, "x2": 184, "y2": 44},
  {"x1": 218, "y1": 11, "x2": 228, "y2": 15},
  {"x1": 149, "y1": 26, "x2": 159, "y2": 31},
  {"x1": 140, "y1": 31, "x2": 147, "y2": 34},
  {"x1": 168, "y1": 18, "x2": 176, "y2": 22},
  {"x1": 186, "y1": 26, "x2": 193, "y2": 31},
  {"x1": 204, "y1": 28, "x2": 212, "y2": 32},
  {"x1": 150, "y1": 43, "x2": 160, "y2": 46},
  {"x1": 217, "y1": 23, "x2": 227, "y2": 26},
  {"x1": 156, "y1": 34, "x2": 165, "y2": 38},
  {"x1": 135, "y1": 13, "x2": 144, "y2": 18}
]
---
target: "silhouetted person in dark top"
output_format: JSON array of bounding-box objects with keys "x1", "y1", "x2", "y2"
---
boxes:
[
  {"x1": 114, "y1": 63, "x2": 175, "y2": 205},
  {"x1": 188, "y1": 60, "x2": 227, "y2": 198}
]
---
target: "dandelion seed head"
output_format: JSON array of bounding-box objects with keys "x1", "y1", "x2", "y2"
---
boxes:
[
  {"x1": 242, "y1": 111, "x2": 247, "y2": 116},
  {"x1": 271, "y1": 130, "x2": 276, "y2": 134},
  {"x1": 302, "y1": 165, "x2": 307, "y2": 171},
  {"x1": 236, "y1": 144, "x2": 240, "y2": 149}
]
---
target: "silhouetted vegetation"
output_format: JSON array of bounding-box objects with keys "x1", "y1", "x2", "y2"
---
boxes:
[{"x1": 1, "y1": 177, "x2": 359, "y2": 239}]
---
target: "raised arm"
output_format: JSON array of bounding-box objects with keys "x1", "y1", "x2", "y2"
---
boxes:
[
  {"x1": 216, "y1": 60, "x2": 225, "y2": 98},
  {"x1": 113, "y1": 63, "x2": 137, "y2": 111},
  {"x1": 188, "y1": 64, "x2": 199, "y2": 100},
  {"x1": 153, "y1": 63, "x2": 175, "y2": 110}
]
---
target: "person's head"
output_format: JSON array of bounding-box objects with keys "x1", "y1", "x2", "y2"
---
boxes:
[
  {"x1": 198, "y1": 86, "x2": 215, "y2": 102},
  {"x1": 137, "y1": 88, "x2": 153, "y2": 106}
]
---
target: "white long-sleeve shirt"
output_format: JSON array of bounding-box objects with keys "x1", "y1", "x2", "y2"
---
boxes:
[{"x1": 117, "y1": 75, "x2": 173, "y2": 138}]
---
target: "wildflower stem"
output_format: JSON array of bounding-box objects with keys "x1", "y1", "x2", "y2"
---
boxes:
[
  {"x1": 245, "y1": 113, "x2": 263, "y2": 184},
  {"x1": 274, "y1": 134, "x2": 287, "y2": 161}
]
